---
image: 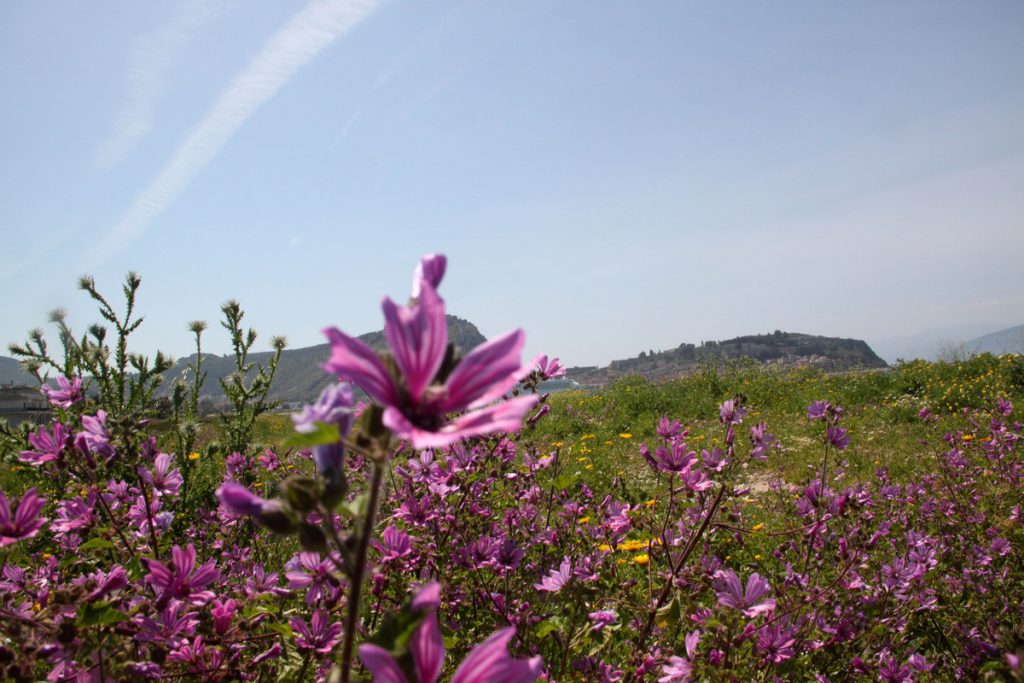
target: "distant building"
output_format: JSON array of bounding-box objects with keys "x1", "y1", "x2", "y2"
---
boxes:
[{"x1": 0, "y1": 383, "x2": 51, "y2": 425}]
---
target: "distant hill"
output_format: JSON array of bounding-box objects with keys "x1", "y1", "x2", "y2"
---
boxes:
[
  {"x1": 966, "y1": 325, "x2": 1024, "y2": 356},
  {"x1": 157, "y1": 315, "x2": 487, "y2": 405},
  {"x1": 565, "y1": 331, "x2": 887, "y2": 387},
  {"x1": 870, "y1": 323, "x2": 1004, "y2": 363},
  {"x1": 3, "y1": 324, "x2": 889, "y2": 403},
  {"x1": 1, "y1": 315, "x2": 487, "y2": 406},
  {"x1": 0, "y1": 356, "x2": 37, "y2": 386}
]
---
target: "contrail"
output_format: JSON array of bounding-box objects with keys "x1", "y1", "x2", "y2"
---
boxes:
[
  {"x1": 96, "y1": 0, "x2": 242, "y2": 168},
  {"x1": 82, "y1": 0, "x2": 382, "y2": 269}
]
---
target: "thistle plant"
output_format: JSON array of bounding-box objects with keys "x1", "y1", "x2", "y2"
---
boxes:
[{"x1": 217, "y1": 300, "x2": 286, "y2": 456}]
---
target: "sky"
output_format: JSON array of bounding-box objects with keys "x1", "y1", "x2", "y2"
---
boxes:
[{"x1": 2, "y1": 0, "x2": 1023, "y2": 368}]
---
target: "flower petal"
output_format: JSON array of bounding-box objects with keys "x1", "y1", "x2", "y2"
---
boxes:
[
  {"x1": 323, "y1": 327, "x2": 400, "y2": 406},
  {"x1": 359, "y1": 644, "x2": 410, "y2": 683},
  {"x1": 440, "y1": 330, "x2": 526, "y2": 413},
  {"x1": 382, "y1": 282, "x2": 447, "y2": 401},
  {"x1": 451, "y1": 628, "x2": 543, "y2": 683}
]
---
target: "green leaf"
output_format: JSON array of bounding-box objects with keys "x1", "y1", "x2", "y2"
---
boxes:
[
  {"x1": 78, "y1": 601, "x2": 129, "y2": 626},
  {"x1": 552, "y1": 472, "x2": 577, "y2": 490},
  {"x1": 283, "y1": 422, "x2": 341, "y2": 448},
  {"x1": 79, "y1": 538, "x2": 116, "y2": 552},
  {"x1": 265, "y1": 621, "x2": 294, "y2": 639},
  {"x1": 535, "y1": 616, "x2": 568, "y2": 639},
  {"x1": 367, "y1": 608, "x2": 428, "y2": 654}
]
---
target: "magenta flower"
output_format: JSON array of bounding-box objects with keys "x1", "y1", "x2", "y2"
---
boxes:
[
  {"x1": 719, "y1": 399, "x2": 746, "y2": 425},
  {"x1": 20, "y1": 422, "x2": 70, "y2": 466},
  {"x1": 144, "y1": 544, "x2": 220, "y2": 608},
  {"x1": 714, "y1": 570, "x2": 775, "y2": 617},
  {"x1": 657, "y1": 416, "x2": 684, "y2": 440},
  {"x1": 826, "y1": 425, "x2": 850, "y2": 451},
  {"x1": 292, "y1": 382, "x2": 355, "y2": 480},
  {"x1": 373, "y1": 525, "x2": 414, "y2": 563},
  {"x1": 139, "y1": 452, "x2": 183, "y2": 497},
  {"x1": 659, "y1": 656, "x2": 693, "y2": 683},
  {"x1": 0, "y1": 487, "x2": 47, "y2": 547},
  {"x1": 41, "y1": 375, "x2": 83, "y2": 408},
  {"x1": 534, "y1": 557, "x2": 572, "y2": 593},
  {"x1": 290, "y1": 609, "x2": 343, "y2": 655},
  {"x1": 879, "y1": 657, "x2": 913, "y2": 682},
  {"x1": 217, "y1": 481, "x2": 276, "y2": 517},
  {"x1": 535, "y1": 355, "x2": 565, "y2": 380},
  {"x1": 588, "y1": 610, "x2": 618, "y2": 632},
  {"x1": 807, "y1": 400, "x2": 830, "y2": 420},
  {"x1": 77, "y1": 409, "x2": 115, "y2": 461},
  {"x1": 411, "y1": 253, "x2": 447, "y2": 299},
  {"x1": 211, "y1": 598, "x2": 237, "y2": 636},
  {"x1": 360, "y1": 582, "x2": 542, "y2": 683},
  {"x1": 323, "y1": 255, "x2": 537, "y2": 449}
]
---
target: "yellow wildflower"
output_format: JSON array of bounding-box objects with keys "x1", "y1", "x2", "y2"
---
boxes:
[
  {"x1": 619, "y1": 433, "x2": 633, "y2": 439},
  {"x1": 751, "y1": 523, "x2": 764, "y2": 532},
  {"x1": 632, "y1": 553, "x2": 650, "y2": 565},
  {"x1": 644, "y1": 499, "x2": 657, "y2": 509},
  {"x1": 188, "y1": 452, "x2": 201, "y2": 461},
  {"x1": 578, "y1": 517, "x2": 591, "y2": 524}
]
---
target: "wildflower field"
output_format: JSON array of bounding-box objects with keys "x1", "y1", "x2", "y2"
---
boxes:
[{"x1": 2, "y1": 257, "x2": 1023, "y2": 682}]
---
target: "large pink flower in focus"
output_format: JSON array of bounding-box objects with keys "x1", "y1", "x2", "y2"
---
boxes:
[
  {"x1": 360, "y1": 582, "x2": 542, "y2": 683},
  {"x1": 323, "y1": 254, "x2": 537, "y2": 449}
]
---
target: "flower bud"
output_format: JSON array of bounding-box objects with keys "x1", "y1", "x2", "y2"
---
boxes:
[{"x1": 283, "y1": 476, "x2": 321, "y2": 514}]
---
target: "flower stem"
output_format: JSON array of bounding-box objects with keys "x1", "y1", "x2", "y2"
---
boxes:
[{"x1": 338, "y1": 460, "x2": 385, "y2": 683}]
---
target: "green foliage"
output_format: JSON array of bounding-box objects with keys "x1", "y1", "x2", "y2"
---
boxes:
[
  {"x1": 216, "y1": 300, "x2": 287, "y2": 456},
  {"x1": 8, "y1": 273, "x2": 174, "y2": 422}
]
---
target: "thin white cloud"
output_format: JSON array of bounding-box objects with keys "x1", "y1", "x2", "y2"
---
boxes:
[
  {"x1": 96, "y1": 0, "x2": 242, "y2": 168},
  {"x1": 83, "y1": 0, "x2": 382, "y2": 268}
]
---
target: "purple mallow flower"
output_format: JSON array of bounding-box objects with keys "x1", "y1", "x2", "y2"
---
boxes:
[
  {"x1": 827, "y1": 425, "x2": 850, "y2": 451},
  {"x1": 323, "y1": 254, "x2": 537, "y2": 449},
  {"x1": 373, "y1": 525, "x2": 414, "y2": 564},
  {"x1": 535, "y1": 355, "x2": 565, "y2": 380},
  {"x1": 807, "y1": 400, "x2": 831, "y2": 420},
  {"x1": 293, "y1": 382, "x2": 355, "y2": 481},
  {"x1": 0, "y1": 487, "x2": 47, "y2": 546},
  {"x1": 77, "y1": 410, "x2": 115, "y2": 461},
  {"x1": 216, "y1": 482, "x2": 271, "y2": 517},
  {"x1": 535, "y1": 557, "x2": 572, "y2": 593},
  {"x1": 588, "y1": 610, "x2": 618, "y2": 632},
  {"x1": 360, "y1": 582, "x2": 542, "y2": 683},
  {"x1": 291, "y1": 609, "x2": 343, "y2": 655},
  {"x1": 144, "y1": 543, "x2": 220, "y2": 608},
  {"x1": 714, "y1": 569, "x2": 775, "y2": 617},
  {"x1": 140, "y1": 453, "x2": 183, "y2": 497},
  {"x1": 411, "y1": 252, "x2": 447, "y2": 299},
  {"x1": 211, "y1": 599, "x2": 237, "y2": 636},
  {"x1": 719, "y1": 399, "x2": 746, "y2": 425},
  {"x1": 20, "y1": 422, "x2": 70, "y2": 466},
  {"x1": 41, "y1": 375, "x2": 83, "y2": 408}
]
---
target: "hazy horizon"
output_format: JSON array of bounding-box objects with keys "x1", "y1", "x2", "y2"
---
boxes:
[{"x1": 3, "y1": 1, "x2": 1023, "y2": 368}]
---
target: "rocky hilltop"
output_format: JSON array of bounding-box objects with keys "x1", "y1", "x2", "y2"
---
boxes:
[{"x1": 565, "y1": 331, "x2": 887, "y2": 387}]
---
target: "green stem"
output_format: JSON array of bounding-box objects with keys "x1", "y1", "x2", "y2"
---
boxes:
[{"x1": 338, "y1": 461, "x2": 385, "y2": 683}]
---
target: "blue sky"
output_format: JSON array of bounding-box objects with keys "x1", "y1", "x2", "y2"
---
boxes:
[{"x1": 2, "y1": 0, "x2": 1023, "y2": 367}]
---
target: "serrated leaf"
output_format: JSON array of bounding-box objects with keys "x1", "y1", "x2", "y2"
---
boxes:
[{"x1": 283, "y1": 422, "x2": 341, "y2": 448}]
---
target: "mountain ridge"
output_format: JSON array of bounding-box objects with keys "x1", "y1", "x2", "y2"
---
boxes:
[{"x1": 4, "y1": 324, "x2": 898, "y2": 402}]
